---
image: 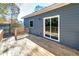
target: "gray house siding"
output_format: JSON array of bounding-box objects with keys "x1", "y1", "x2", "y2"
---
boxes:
[
  {"x1": 24, "y1": 4, "x2": 79, "y2": 49},
  {"x1": 24, "y1": 17, "x2": 43, "y2": 36},
  {"x1": 24, "y1": 18, "x2": 29, "y2": 28}
]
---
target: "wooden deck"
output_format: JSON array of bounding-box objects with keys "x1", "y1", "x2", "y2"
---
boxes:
[{"x1": 26, "y1": 34, "x2": 79, "y2": 56}]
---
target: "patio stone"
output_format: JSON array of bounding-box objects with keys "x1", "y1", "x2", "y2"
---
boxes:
[
  {"x1": 0, "y1": 34, "x2": 55, "y2": 56},
  {"x1": 16, "y1": 38, "x2": 27, "y2": 47},
  {"x1": 6, "y1": 46, "x2": 22, "y2": 56},
  {"x1": 0, "y1": 37, "x2": 16, "y2": 54}
]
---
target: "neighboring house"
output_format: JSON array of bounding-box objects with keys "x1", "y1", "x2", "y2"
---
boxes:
[
  {"x1": 22, "y1": 3, "x2": 79, "y2": 49},
  {"x1": 0, "y1": 21, "x2": 11, "y2": 37}
]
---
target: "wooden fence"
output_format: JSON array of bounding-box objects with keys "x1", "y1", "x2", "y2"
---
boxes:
[{"x1": 12, "y1": 28, "x2": 29, "y2": 40}]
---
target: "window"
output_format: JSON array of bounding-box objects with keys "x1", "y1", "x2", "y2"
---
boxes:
[{"x1": 30, "y1": 20, "x2": 33, "y2": 27}]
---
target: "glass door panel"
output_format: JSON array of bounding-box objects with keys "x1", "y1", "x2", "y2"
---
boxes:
[
  {"x1": 45, "y1": 19, "x2": 50, "y2": 38},
  {"x1": 51, "y1": 17, "x2": 58, "y2": 40}
]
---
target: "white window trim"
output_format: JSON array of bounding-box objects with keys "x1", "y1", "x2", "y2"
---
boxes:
[
  {"x1": 29, "y1": 20, "x2": 34, "y2": 28},
  {"x1": 43, "y1": 15, "x2": 60, "y2": 42}
]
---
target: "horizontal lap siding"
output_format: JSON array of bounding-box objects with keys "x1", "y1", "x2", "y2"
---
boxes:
[
  {"x1": 29, "y1": 17, "x2": 43, "y2": 36},
  {"x1": 24, "y1": 4, "x2": 79, "y2": 49},
  {"x1": 24, "y1": 17, "x2": 43, "y2": 36},
  {"x1": 24, "y1": 18, "x2": 29, "y2": 28},
  {"x1": 59, "y1": 4, "x2": 79, "y2": 49}
]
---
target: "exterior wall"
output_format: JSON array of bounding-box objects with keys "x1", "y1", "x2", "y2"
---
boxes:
[
  {"x1": 24, "y1": 18, "x2": 29, "y2": 28},
  {"x1": 24, "y1": 17, "x2": 43, "y2": 36},
  {"x1": 24, "y1": 3, "x2": 79, "y2": 49}
]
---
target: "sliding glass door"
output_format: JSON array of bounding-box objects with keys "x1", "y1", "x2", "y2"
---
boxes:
[{"x1": 44, "y1": 15, "x2": 59, "y2": 42}]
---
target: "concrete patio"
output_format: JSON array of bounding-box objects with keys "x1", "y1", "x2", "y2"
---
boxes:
[{"x1": 0, "y1": 34, "x2": 54, "y2": 56}]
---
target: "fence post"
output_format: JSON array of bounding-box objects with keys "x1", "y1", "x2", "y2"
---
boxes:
[{"x1": 14, "y1": 28, "x2": 17, "y2": 40}]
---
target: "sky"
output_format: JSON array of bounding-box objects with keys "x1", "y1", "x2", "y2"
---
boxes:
[{"x1": 16, "y1": 3, "x2": 53, "y2": 23}]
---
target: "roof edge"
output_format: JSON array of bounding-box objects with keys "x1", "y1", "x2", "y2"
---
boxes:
[{"x1": 22, "y1": 3, "x2": 70, "y2": 19}]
